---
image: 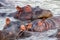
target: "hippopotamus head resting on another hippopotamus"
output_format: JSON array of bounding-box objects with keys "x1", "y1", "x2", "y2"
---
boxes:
[{"x1": 13, "y1": 5, "x2": 53, "y2": 21}]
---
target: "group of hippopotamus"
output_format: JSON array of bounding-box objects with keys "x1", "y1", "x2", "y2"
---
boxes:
[
  {"x1": 0, "y1": 5, "x2": 60, "y2": 40},
  {"x1": 4, "y1": 5, "x2": 54, "y2": 32}
]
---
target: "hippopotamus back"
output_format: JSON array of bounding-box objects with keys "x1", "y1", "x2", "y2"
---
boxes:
[{"x1": 32, "y1": 19, "x2": 56, "y2": 32}]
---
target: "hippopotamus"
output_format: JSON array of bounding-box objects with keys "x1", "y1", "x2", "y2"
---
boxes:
[
  {"x1": 3, "y1": 21, "x2": 21, "y2": 34},
  {"x1": 14, "y1": 6, "x2": 52, "y2": 21},
  {"x1": 3, "y1": 18, "x2": 21, "y2": 35},
  {"x1": 7, "y1": 5, "x2": 53, "y2": 22},
  {"x1": 32, "y1": 16, "x2": 60, "y2": 32}
]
